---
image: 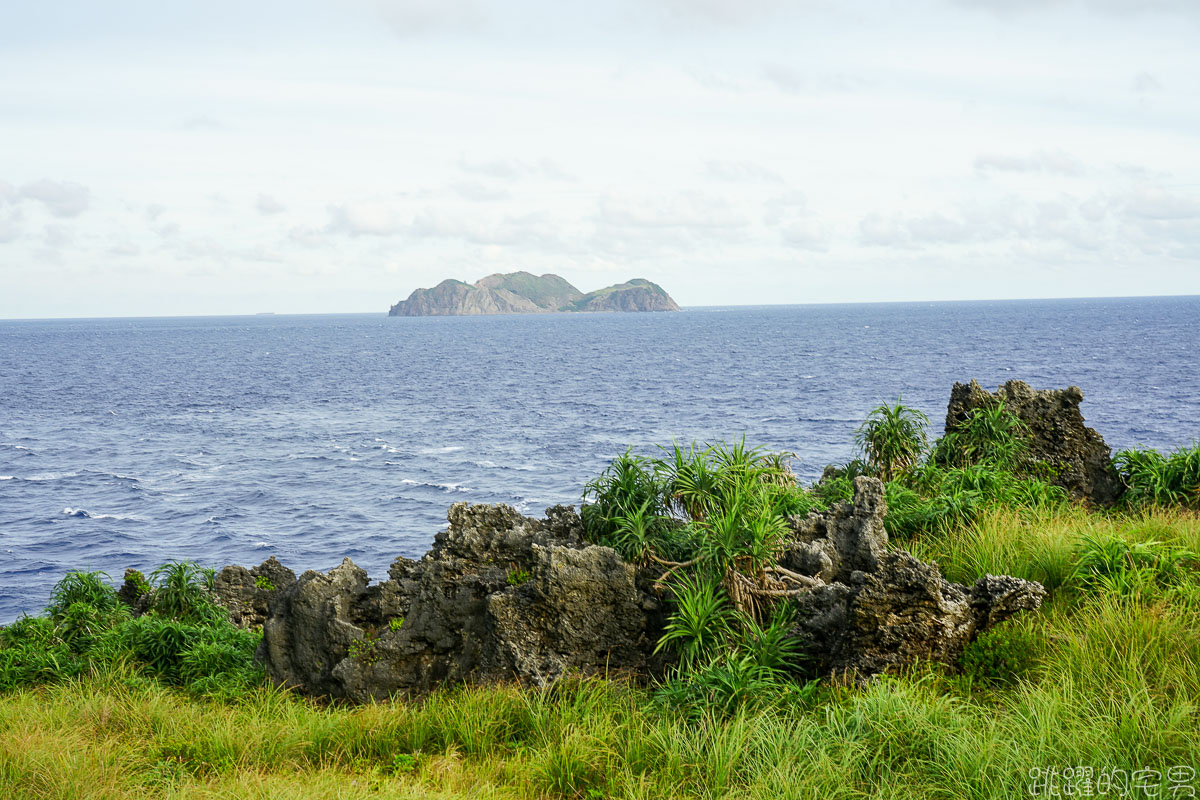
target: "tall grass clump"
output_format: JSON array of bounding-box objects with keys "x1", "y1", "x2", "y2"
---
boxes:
[
  {"x1": 1115, "y1": 442, "x2": 1200, "y2": 510},
  {"x1": 0, "y1": 561, "x2": 262, "y2": 698}
]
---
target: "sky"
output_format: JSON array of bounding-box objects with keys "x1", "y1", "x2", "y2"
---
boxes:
[{"x1": 1, "y1": 0, "x2": 1198, "y2": 318}]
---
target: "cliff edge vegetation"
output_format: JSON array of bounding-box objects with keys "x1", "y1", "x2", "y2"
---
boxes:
[{"x1": 388, "y1": 271, "x2": 680, "y2": 316}]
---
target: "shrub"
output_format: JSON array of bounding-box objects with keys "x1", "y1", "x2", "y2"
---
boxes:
[
  {"x1": 933, "y1": 401, "x2": 1030, "y2": 471},
  {"x1": 1071, "y1": 533, "x2": 1198, "y2": 599},
  {"x1": 47, "y1": 570, "x2": 121, "y2": 618},
  {"x1": 148, "y1": 561, "x2": 224, "y2": 624},
  {"x1": 0, "y1": 561, "x2": 261, "y2": 697},
  {"x1": 854, "y1": 398, "x2": 930, "y2": 481},
  {"x1": 1115, "y1": 443, "x2": 1200, "y2": 509},
  {"x1": 959, "y1": 622, "x2": 1039, "y2": 688}
]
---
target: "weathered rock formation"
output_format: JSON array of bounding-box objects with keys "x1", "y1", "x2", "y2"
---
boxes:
[
  {"x1": 227, "y1": 477, "x2": 1042, "y2": 700},
  {"x1": 946, "y1": 379, "x2": 1121, "y2": 505},
  {"x1": 783, "y1": 477, "x2": 1045, "y2": 677},
  {"x1": 255, "y1": 503, "x2": 667, "y2": 702},
  {"x1": 212, "y1": 557, "x2": 296, "y2": 629},
  {"x1": 388, "y1": 272, "x2": 680, "y2": 316}
]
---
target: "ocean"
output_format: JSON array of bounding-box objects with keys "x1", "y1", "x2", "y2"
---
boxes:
[{"x1": 1, "y1": 296, "x2": 1197, "y2": 622}]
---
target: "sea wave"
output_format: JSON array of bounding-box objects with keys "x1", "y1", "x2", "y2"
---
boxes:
[
  {"x1": 27, "y1": 472, "x2": 78, "y2": 481},
  {"x1": 62, "y1": 507, "x2": 143, "y2": 521},
  {"x1": 399, "y1": 479, "x2": 473, "y2": 493}
]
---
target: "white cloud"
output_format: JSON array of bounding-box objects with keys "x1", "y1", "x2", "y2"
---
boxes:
[
  {"x1": 1121, "y1": 186, "x2": 1200, "y2": 220},
  {"x1": 458, "y1": 156, "x2": 572, "y2": 182},
  {"x1": 705, "y1": 160, "x2": 784, "y2": 184},
  {"x1": 597, "y1": 191, "x2": 746, "y2": 231},
  {"x1": 452, "y1": 181, "x2": 511, "y2": 202},
  {"x1": 375, "y1": 0, "x2": 484, "y2": 36},
  {"x1": 974, "y1": 150, "x2": 1084, "y2": 176},
  {"x1": 327, "y1": 200, "x2": 407, "y2": 236},
  {"x1": 288, "y1": 225, "x2": 329, "y2": 249},
  {"x1": 951, "y1": 0, "x2": 1200, "y2": 16},
  {"x1": 780, "y1": 218, "x2": 829, "y2": 251},
  {"x1": 180, "y1": 115, "x2": 226, "y2": 131},
  {"x1": 108, "y1": 241, "x2": 141, "y2": 257},
  {"x1": 1131, "y1": 71, "x2": 1162, "y2": 95},
  {"x1": 0, "y1": 215, "x2": 20, "y2": 244},
  {"x1": 20, "y1": 179, "x2": 91, "y2": 218},
  {"x1": 858, "y1": 214, "x2": 909, "y2": 247},
  {"x1": 654, "y1": 0, "x2": 788, "y2": 25},
  {"x1": 256, "y1": 194, "x2": 286, "y2": 215},
  {"x1": 762, "y1": 63, "x2": 805, "y2": 94},
  {"x1": 43, "y1": 225, "x2": 72, "y2": 247}
]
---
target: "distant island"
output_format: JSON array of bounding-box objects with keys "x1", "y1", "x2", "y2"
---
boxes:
[{"x1": 388, "y1": 272, "x2": 681, "y2": 316}]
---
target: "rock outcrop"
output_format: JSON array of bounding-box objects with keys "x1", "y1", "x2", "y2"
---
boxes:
[
  {"x1": 567, "y1": 279, "x2": 681, "y2": 313},
  {"x1": 232, "y1": 479, "x2": 1042, "y2": 700},
  {"x1": 256, "y1": 504, "x2": 667, "y2": 702},
  {"x1": 212, "y1": 557, "x2": 297, "y2": 629},
  {"x1": 945, "y1": 379, "x2": 1121, "y2": 505},
  {"x1": 784, "y1": 477, "x2": 1045, "y2": 677},
  {"x1": 388, "y1": 272, "x2": 680, "y2": 316},
  {"x1": 475, "y1": 271, "x2": 584, "y2": 310},
  {"x1": 388, "y1": 279, "x2": 545, "y2": 316}
]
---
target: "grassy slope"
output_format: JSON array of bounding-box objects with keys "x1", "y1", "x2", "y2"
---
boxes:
[
  {"x1": 3, "y1": 508, "x2": 1198, "y2": 799},
  {"x1": 474, "y1": 272, "x2": 584, "y2": 310}
]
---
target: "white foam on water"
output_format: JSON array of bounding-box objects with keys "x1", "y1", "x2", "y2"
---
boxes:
[
  {"x1": 63, "y1": 507, "x2": 142, "y2": 521},
  {"x1": 399, "y1": 478, "x2": 473, "y2": 493},
  {"x1": 0, "y1": 476, "x2": 12, "y2": 481},
  {"x1": 419, "y1": 445, "x2": 463, "y2": 455},
  {"x1": 28, "y1": 472, "x2": 77, "y2": 481}
]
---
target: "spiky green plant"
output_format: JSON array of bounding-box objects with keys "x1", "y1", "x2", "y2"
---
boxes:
[
  {"x1": 854, "y1": 398, "x2": 930, "y2": 481},
  {"x1": 148, "y1": 560, "x2": 223, "y2": 623},
  {"x1": 1115, "y1": 443, "x2": 1200, "y2": 509},
  {"x1": 47, "y1": 571, "x2": 120, "y2": 619},
  {"x1": 934, "y1": 401, "x2": 1030, "y2": 471},
  {"x1": 655, "y1": 573, "x2": 734, "y2": 669}
]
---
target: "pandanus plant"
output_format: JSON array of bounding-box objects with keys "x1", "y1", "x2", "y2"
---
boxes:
[{"x1": 854, "y1": 397, "x2": 930, "y2": 481}]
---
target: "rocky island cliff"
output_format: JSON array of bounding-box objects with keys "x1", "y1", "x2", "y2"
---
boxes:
[{"x1": 388, "y1": 272, "x2": 680, "y2": 316}]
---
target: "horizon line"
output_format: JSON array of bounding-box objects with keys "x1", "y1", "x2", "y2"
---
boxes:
[{"x1": 2, "y1": 291, "x2": 1197, "y2": 322}]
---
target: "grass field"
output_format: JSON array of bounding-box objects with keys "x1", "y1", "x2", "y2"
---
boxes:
[{"x1": 4, "y1": 505, "x2": 1198, "y2": 799}]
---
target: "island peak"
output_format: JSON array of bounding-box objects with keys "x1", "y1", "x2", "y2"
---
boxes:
[{"x1": 388, "y1": 272, "x2": 680, "y2": 316}]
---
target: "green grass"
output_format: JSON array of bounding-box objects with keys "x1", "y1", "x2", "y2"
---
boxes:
[
  {"x1": 3, "y1": 506, "x2": 1198, "y2": 798},
  {"x1": 6, "y1": 407, "x2": 1200, "y2": 798}
]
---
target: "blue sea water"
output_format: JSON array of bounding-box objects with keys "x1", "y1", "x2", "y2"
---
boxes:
[{"x1": 1, "y1": 297, "x2": 1197, "y2": 622}]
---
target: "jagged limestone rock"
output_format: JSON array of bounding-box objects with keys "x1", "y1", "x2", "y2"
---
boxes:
[
  {"x1": 946, "y1": 379, "x2": 1121, "y2": 505},
  {"x1": 211, "y1": 556, "x2": 296, "y2": 629},
  {"x1": 257, "y1": 504, "x2": 666, "y2": 702},
  {"x1": 241, "y1": 479, "x2": 1043, "y2": 700},
  {"x1": 783, "y1": 477, "x2": 1045, "y2": 678}
]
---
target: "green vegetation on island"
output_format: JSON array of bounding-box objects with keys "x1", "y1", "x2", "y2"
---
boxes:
[
  {"x1": 3, "y1": 399, "x2": 1200, "y2": 798},
  {"x1": 388, "y1": 271, "x2": 681, "y2": 316}
]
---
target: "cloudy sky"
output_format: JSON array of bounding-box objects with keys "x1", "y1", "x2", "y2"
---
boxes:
[{"x1": 1, "y1": 0, "x2": 1198, "y2": 318}]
